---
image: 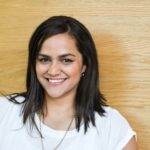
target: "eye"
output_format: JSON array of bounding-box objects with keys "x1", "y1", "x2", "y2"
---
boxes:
[
  {"x1": 38, "y1": 57, "x2": 50, "y2": 64},
  {"x1": 61, "y1": 58, "x2": 74, "y2": 64}
]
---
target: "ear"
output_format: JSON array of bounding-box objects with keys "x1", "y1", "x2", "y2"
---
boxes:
[{"x1": 82, "y1": 65, "x2": 86, "y2": 73}]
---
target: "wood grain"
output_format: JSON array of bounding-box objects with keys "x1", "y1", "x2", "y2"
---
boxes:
[{"x1": 0, "y1": 0, "x2": 150, "y2": 149}]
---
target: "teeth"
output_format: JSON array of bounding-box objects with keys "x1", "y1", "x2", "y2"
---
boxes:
[{"x1": 48, "y1": 79, "x2": 65, "y2": 83}]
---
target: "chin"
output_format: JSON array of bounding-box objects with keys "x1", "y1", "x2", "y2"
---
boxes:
[{"x1": 46, "y1": 92, "x2": 64, "y2": 99}]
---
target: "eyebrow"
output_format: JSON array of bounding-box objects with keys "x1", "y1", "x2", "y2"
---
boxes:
[{"x1": 38, "y1": 53, "x2": 76, "y2": 58}]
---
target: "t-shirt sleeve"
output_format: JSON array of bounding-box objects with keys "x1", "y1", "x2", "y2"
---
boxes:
[
  {"x1": 107, "y1": 108, "x2": 136, "y2": 150},
  {"x1": 0, "y1": 96, "x2": 13, "y2": 122}
]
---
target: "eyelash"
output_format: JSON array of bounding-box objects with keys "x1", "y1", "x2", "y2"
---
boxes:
[
  {"x1": 37, "y1": 57, "x2": 74, "y2": 65},
  {"x1": 61, "y1": 58, "x2": 74, "y2": 64},
  {"x1": 38, "y1": 57, "x2": 50, "y2": 64}
]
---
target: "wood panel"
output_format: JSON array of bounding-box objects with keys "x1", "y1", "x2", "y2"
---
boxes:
[{"x1": 0, "y1": 0, "x2": 150, "y2": 149}]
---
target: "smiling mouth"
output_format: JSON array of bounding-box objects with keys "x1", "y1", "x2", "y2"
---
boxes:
[{"x1": 46, "y1": 78, "x2": 67, "y2": 85}]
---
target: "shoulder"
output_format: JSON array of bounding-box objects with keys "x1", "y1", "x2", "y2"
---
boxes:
[
  {"x1": 97, "y1": 106, "x2": 132, "y2": 126},
  {"x1": 0, "y1": 96, "x2": 12, "y2": 119},
  {"x1": 103, "y1": 106, "x2": 130, "y2": 126},
  {"x1": 95, "y1": 106, "x2": 136, "y2": 150},
  {"x1": 96, "y1": 106, "x2": 129, "y2": 126},
  {"x1": 0, "y1": 96, "x2": 24, "y2": 122}
]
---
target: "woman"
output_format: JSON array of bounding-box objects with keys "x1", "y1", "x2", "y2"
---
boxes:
[{"x1": 0, "y1": 16, "x2": 137, "y2": 150}]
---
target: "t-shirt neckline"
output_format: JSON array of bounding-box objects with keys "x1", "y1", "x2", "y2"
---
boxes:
[{"x1": 35, "y1": 114, "x2": 84, "y2": 138}]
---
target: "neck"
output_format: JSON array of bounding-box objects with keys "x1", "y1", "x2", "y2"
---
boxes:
[
  {"x1": 44, "y1": 93, "x2": 75, "y2": 116},
  {"x1": 41, "y1": 94, "x2": 75, "y2": 130}
]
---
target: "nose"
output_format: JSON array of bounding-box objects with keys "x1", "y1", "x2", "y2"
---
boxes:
[{"x1": 47, "y1": 62, "x2": 61, "y2": 77}]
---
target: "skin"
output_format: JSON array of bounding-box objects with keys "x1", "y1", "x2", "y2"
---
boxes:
[
  {"x1": 123, "y1": 137, "x2": 138, "y2": 150},
  {"x1": 36, "y1": 33, "x2": 86, "y2": 130}
]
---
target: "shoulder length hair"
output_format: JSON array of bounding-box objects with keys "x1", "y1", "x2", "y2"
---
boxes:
[{"x1": 13, "y1": 15, "x2": 107, "y2": 133}]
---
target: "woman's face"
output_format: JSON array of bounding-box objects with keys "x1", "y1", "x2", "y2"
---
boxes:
[{"x1": 36, "y1": 33, "x2": 86, "y2": 100}]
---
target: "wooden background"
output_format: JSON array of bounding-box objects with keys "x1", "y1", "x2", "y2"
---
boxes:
[{"x1": 0, "y1": 0, "x2": 150, "y2": 149}]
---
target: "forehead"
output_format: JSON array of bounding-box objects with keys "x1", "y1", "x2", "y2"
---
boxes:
[{"x1": 39, "y1": 33, "x2": 81, "y2": 56}]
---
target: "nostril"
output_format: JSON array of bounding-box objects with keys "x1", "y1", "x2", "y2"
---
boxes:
[
  {"x1": 47, "y1": 65, "x2": 61, "y2": 76},
  {"x1": 47, "y1": 72, "x2": 61, "y2": 77}
]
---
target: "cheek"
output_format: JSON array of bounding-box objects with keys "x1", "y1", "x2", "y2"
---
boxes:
[
  {"x1": 36, "y1": 63, "x2": 47, "y2": 76},
  {"x1": 66, "y1": 64, "x2": 82, "y2": 78}
]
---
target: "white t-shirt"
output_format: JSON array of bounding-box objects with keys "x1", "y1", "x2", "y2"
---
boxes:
[{"x1": 0, "y1": 96, "x2": 136, "y2": 150}]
